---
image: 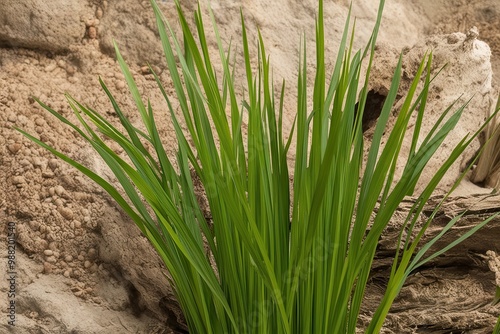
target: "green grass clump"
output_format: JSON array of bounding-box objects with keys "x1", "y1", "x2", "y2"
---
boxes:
[{"x1": 17, "y1": 0, "x2": 499, "y2": 332}]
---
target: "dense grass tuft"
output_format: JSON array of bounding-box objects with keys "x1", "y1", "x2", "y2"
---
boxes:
[{"x1": 16, "y1": 0, "x2": 499, "y2": 332}]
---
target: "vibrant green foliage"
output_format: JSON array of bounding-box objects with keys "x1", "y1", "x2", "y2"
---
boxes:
[{"x1": 17, "y1": 0, "x2": 499, "y2": 332}]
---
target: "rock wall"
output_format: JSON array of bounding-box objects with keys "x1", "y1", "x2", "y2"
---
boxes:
[{"x1": 0, "y1": 0, "x2": 92, "y2": 52}]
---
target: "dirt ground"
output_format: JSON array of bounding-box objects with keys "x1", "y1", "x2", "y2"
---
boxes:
[{"x1": 0, "y1": 0, "x2": 499, "y2": 333}]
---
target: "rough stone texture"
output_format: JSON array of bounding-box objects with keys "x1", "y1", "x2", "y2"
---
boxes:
[
  {"x1": 366, "y1": 194, "x2": 500, "y2": 333},
  {"x1": 0, "y1": 0, "x2": 93, "y2": 52},
  {"x1": 418, "y1": 0, "x2": 500, "y2": 86},
  {"x1": 98, "y1": 0, "x2": 165, "y2": 66},
  {"x1": 369, "y1": 30, "x2": 494, "y2": 195},
  {"x1": 97, "y1": 205, "x2": 187, "y2": 331},
  {"x1": 0, "y1": 240, "x2": 169, "y2": 333},
  {"x1": 0, "y1": 44, "x2": 181, "y2": 333}
]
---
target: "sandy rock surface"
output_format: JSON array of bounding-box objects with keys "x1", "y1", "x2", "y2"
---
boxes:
[
  {"x1": 369, "y1": 29, "x2": 494, "y2": 194},
  {"x1": 0, "y1": 0, "x2": 92, "y2": 52},
  {"x1": 0, "y1": 0, "x2": 499, "y2": 333}
]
